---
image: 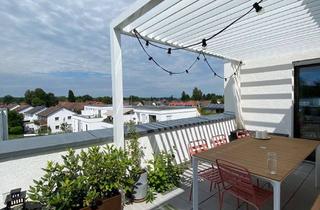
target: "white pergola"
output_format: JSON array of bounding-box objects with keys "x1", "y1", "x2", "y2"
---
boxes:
[
  {"x1": 110, "y1": 0, "x2": 320, "y2": 147},
  {"x1": 110, "y1": 1, "x2": 320, "y2": 209}
]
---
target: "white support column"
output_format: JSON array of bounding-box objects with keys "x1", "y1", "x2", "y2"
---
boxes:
[
  {"x1": 110, "y1": 27, "x2": 124, "y2": 148},
  {"x1": 271, "y1": 180, "x2": 281, "y2": 210},
  {"x1": 0, "y1": 108, "x2": 9, "y2": 141}
]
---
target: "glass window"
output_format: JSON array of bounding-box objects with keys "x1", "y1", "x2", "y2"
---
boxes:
[
  {"x1": 55, "y1": 117, "x2": 59, "y2": 121},
  {"x1": 55, "y1": 125, "x2": 59, "y2": 129}
]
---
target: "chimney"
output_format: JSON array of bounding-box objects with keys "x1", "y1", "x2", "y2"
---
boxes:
[{"x1": 0, "y1": 108, "x2": 9, "y2": 141}]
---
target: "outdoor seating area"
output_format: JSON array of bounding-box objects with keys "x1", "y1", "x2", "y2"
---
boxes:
[
  {"x1": 125, "y1": 160, "x2": 318, "y2": 210},
  {"x1": 0, "y1": 0, "x2": 320, "y2": 209}
]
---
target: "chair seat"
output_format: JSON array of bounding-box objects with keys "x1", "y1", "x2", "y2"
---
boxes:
[
  {"x1": 199, "y1": 168, "x2": 221, "y2": 183},
  {"x1": 228, "y1": 185, "x2": 273, "y2": 207}
]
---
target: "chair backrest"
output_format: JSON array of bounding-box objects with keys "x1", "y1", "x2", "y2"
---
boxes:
[
  {"x1": 210, "y1": 134, "x2": 229, "y2": 148},
  {"x1": 236, "y1": 130, "x2": 250, "y2": 139},
  {"x1": 188, "y1": 139, "x2": 209, "y2": 156},
  {"x1": 216, "y1": 159, "x2": 256, "y2": 200}
]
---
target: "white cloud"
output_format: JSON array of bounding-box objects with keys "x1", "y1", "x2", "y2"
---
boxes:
[{"x1": 0, "y1": 0, "x2": 225, "y2": 97}]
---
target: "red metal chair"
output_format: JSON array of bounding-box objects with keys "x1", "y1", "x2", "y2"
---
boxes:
[
  {"x1": 236, "y1": 129, "x2": 250, "y2": 139},
  {"x1": 210, "y1": 134, "x2": 229, "y2": 148},
  {"x1": 216, "y1": 159, "x2": 273, "y2": 210},
  {"x1": 188, "y1": 138, "x2": 227, "y2": 202}
]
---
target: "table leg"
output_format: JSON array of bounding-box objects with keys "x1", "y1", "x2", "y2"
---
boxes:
[
  {"x1": 192, "y1": 156, "x2": 199, "y2": 210},
  {"x1": 316, "y1": 145, "x2": 320, "y2": 188},
  {"x1": 271, "y1": 180, "x2": 281, "y2": 210}
]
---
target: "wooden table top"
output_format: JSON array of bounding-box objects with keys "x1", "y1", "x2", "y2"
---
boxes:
[
  {"x1": 194, "y1": 135, "x2": 320, "y2": 181},
  {"x1": 311, "y1": 194, "x2": 320, "y2": 210}
]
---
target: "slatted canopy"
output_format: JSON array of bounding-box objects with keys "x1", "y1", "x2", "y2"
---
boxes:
[
  {"x1": 110, "y1": 0, "x2": 320, "y2": 147},
  {"x1": 112, "y1": 0, "x2": 320, "y2": 61}
]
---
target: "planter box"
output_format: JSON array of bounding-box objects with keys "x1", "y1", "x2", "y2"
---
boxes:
[{"x1": 81, "y1": 194, "x2": 122, "y2": 210}]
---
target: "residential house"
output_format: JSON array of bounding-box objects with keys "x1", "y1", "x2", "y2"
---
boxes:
[
  {"x1": 133, "y1": 106, "x2": 200, "y2": 124},
  {"x1": 37, "y1": 106, "x2": 75, "y2": 133},
  {"x1": 23, "y1": 106, "x2": 47, "y2": 122},
  {"x1": 72, "y1": 114, "x2": 113, "y2": 132},
  {"x1": 23, "y1": 106, "x2": 47, "y2": 133},
  {"x1": 15, "y1": 105, "x2": 33, "y2": 114}
]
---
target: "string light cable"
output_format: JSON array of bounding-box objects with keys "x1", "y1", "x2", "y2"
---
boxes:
[
  {"x1": 134, "y1": 30, "x2": 201, "y2": 75},
  {"x1": 202, "y1": 52, "x2": 242, "y2": 81},
  {"x1": 133, "y1": 1, "x2": 264, "y2": 52}
]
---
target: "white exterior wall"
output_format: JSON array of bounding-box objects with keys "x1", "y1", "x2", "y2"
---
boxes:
[
  {"x1": 47, "y1": 109, "x2": 75, "y2": 133},
  {"x1": 224, "y1": 50, "x2": 320, "y2": 136},
  {"x1": 72, "y1": 116, "x2": 113, "y2": 132},
  {"x1": 0, "y1": 117, "x2": 235, "y2": 207},
  {"x1": 134, "y1": 108, "x2": 200, "y2": 124},
  {"x1": 81, "y1": 106, "x2": 112, "y2": 118}
]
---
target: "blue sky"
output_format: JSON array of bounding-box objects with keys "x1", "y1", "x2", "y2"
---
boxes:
[{"x1": 0, "y1": 0, "x2": 224, "y2": 97}]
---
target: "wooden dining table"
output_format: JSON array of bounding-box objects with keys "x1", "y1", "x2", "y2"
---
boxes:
[{"x1": 192, "y1": 135, "x2": 320, "y2": 210}]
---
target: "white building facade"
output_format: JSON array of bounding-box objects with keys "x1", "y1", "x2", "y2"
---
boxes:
[
  {"x1": 72, "y1": 115, "x2": 113, "y2": 132},
  {"x1": 38, "y1": 107, "x2": 76, "y2": 133},
  {"x1": 133, "y1": 106, "x2": 200, "y2": 124}
]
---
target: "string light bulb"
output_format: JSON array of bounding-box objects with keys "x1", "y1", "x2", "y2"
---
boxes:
[
  {"x1": 167, "y1": 48, "x2": 172, "y2": 55},
  {"x1": 253, "y1": 2, "x2": 264, "y2": 14},
  {"x1": 202, "y1": 39, "x2": 207, "y2": 50},
  {"x1": 146, "y1": 40, "x2": 149, "y2": 47},
  {"x1": 148, "y1": 56, "x2": 153, "y2": 61},
  {"x1": 224, "y1": 78, "x2": 227, "y2": 82},
  {"x1": 185, "y1": 70, "x2": 189, "y2": 73}
]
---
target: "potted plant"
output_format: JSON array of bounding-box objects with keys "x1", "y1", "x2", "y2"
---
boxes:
[
  {"x1": 126, "y1": 122, "x2": 148, "y2": 202},
  {"x1": 29, "y1": 146, "x2": 134, "y2": 210},
  {"x1": 147, "y1": 152, "x2": 185, "y2": 194}
]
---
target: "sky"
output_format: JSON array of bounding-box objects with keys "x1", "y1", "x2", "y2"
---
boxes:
[{"x1": 0, "y1": 0, "x2": 224, "y2": 98}]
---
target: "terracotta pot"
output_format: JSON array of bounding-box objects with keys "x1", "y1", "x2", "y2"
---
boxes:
[{"x1": 80, "y1": 194, "x2": 122, "y2": 210}]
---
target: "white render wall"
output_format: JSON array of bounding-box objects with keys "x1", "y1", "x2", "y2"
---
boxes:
[
  {"x1": 72, "y1": 116, "x2": 113, "y2": 132},
  {"x1": 0, "y1": 117, "x2": 235, "y2": 207},
  {"x1": 134, "y1": 108, "x2": 200, "y2": 124},
  {"x1": 224, "y1": 50, "x2": 320, "y2": 136},
  {"x1": 47, "y1": 108, "x2": 75, "y2": 133}
]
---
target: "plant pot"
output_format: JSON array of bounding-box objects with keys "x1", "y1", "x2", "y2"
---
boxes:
[
  {"x1": 133, "y1": 170, "x2": 148, "y2": 202},
  {"x1": 80, "y1": 194, "x2": 122, "y2": 210}
]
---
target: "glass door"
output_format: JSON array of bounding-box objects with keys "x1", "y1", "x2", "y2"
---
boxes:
[{"x1": 294, "y1": 63, "x2": 320, "y2": 160}]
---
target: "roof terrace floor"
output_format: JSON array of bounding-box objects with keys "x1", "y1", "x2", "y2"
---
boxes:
[{"x1": 125, "y1": 162, "x2": 318, "y2": 210}]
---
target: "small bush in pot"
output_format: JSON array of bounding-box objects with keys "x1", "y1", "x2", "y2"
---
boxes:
[
  {"x1": 147, "y1": 152, "x2": 185, "y2": 193},
  {"x1": 28, "y1": 145, "x2": 134, "y2": 210}
]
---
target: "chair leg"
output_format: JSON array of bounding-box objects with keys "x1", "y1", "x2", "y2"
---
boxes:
[
  {"x1": 237, "y1": 198, "x2": 240, "y2": 208},
  {"x1": 210, "y1": 181, "x2": 213, "y2": 192},
  {"x1": 189, "y1": 184, "x2": 193, "y2": 201},
  {"x1": 256, "y1": 179, "x2": 260, "y2": 187},
  {"x1": 246, "y1": 202, "x2": 249, "y2": 210},
  {"x1": 217, "y1": 184, "x2": 221, "y2": 209},
  {"x1": 219, "y1": 191, "x2": 225, "y2": 210}
]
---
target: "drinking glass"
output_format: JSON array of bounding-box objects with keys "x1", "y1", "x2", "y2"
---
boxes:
[{"x1": 267, "y1": 152, "x2": 277, "y2": 175}]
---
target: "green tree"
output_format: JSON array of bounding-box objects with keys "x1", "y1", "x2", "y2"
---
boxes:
[
  {"x1": 3, "y1": 95, "x2": 15, "y2": 104},
  {"x1": 192, "y1": 87, "x2": 203, "y2": 101},
  {"x1": 46, "y1": 93, "x2": 58, "y2": 107},
  {"x1": 24, "y1": 89, "x2": 58, "y2": 107},
  {"x1": 31, "y1": 97, "x2": 45, "y2": 106},
  {"x1": 24, "y1": 90, "x2": 34, "y2": 104},
  {"x1": 60, "y1": 122, "x2": 72, "y2": 133},
  {"x1": 8, "y1": 110, "x2": 24, "y2": 135},
  {"x1": 181, "y1": 91, "x2": 190, "y2": 101},
  {"x1": 68, "y1": 90, "x2": 76, "y2": 102}
]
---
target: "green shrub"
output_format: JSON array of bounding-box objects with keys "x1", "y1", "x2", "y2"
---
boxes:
[
  {"x1": 147, "y1": 152, "x2": 185, "y2": 193},
  {"x1": 9, "y1": 126, "x2": 23, "y2": 135},
  {"x1": 29, "y1": 146, "x2": 134, "y2": 210}
]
